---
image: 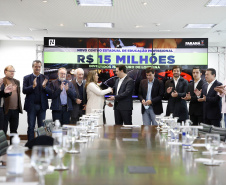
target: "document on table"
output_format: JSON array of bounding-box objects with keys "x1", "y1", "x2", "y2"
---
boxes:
[{"x1": 122, "y1": 138, "x2": 138, "y2": 141}]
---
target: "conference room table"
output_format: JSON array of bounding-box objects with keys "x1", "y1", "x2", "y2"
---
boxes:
[{"x1": 1, "y1": 125, "x2": 226, "y2": 185}]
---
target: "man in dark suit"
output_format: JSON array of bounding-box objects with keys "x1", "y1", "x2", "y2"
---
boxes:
[
  {"x1": 195, "y1": 68, "x2": 222, "y2": 127},
  {"x1": 23, "y1": 60, "x2": 52, "y2": 141},
  {"x1": 138, "y1": 67, "x2": 164, "y2": 125},
  {"x1": 50, "y1": 67, "x2": 76, "y2": 125},
  {"x1": 0, "y1": 80, "x2": 13, "y2": 130},
  {"x1": 70, "y1": 68, "x2": 87, "y2": 124},
  {"x1": 182, "y1": 67, "x2": 205, "y2": 125},
  {"x1": 164, "y1": 65, "x2": 188, "y2": 122},
  {"x1": 107, "y1": 65, "x2": 134, "y2": 125}
]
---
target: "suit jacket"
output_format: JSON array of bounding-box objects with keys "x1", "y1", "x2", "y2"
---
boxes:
[
  {"x1": 187, "y1": 79, "x2": 205, "y2": 116},
  {"x1": 164, "y1": 77, "x2": 188, "y2": 121},
  {"x1": 201, "y1": 80, "x2": 222, "y2": 120},
  {"x1": 113, "y1": 76, "x2": 134, "y2": 111},
  {"x1": 138, "y1": 78, "x2": 164, "y2": 115},
  {"x1": 3, "y1": 77, "x2": 23, "y2": 114},
  {"x1": 50, "y1": 79, "x2": 76, "y2": 111},
  {"x1": 71, "y1": 80, "x2": 87, "y2": 106},
  {"x1": 23, "y1": 74, "x2": 52, "y2": 112},
  {"x1": 0, "y1": 84, "x2": 12, "y2": 108}
]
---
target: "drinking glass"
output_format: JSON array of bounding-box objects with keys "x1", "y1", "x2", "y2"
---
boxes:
[
  {"x1": 67, "y1": 128, "x2": 80, "y2": 154},
  {"x1": 31, "y1": 146, "x2": 54, "y2": 185},
  {"x1": 204, "y1": 134, "x2": 221, "y2": 166},
  {"x1": 53, "y1": 135, "x2": 70, "y2": 170},
  {"x1": 172, "y1": 122, "x2": 180, "y2": 142},
  {"x1": 155, "y1": 116, "x2": 162, "y2": 130},
  {"x1": 186, "y1": 128, "x2": 198, "y2": 152}
]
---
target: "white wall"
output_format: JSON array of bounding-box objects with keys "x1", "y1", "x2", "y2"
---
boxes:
[{"x1": 0, "y1": 40, "x2": 223, "y2": 134}]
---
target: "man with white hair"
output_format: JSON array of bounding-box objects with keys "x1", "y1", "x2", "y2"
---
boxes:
[
  {"x1": 50, "y1": 67, "x2": 76, "y2": 125},
  {"x1": 71, "y1": 68, "x2": 87, "y2": 124}
]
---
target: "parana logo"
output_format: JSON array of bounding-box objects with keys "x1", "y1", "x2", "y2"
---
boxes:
[{"x1": 185, "y1": 40, "x2": 205, "y2": 46}]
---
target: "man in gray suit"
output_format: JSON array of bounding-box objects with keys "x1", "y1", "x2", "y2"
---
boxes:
[{"x1": 70, "y1": 68, "x2": 87, "y2": 124}]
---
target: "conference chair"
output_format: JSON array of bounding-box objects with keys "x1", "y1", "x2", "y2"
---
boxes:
[
  {"x1": 210, "y1": 126, "x2": 226, "y2": 142},
  {"x1": 34, "y1": 126, "x2": 47, "y2": 137},
  {"x1": 198, "y1": 123, "x2": 212, "y2": 135},
  {"x1": 0, "y1": 130, "x2": 8, "y2": 166}
]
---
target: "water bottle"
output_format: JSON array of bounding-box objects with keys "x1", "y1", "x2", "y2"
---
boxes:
[
  {"x1": 6, "y1": 134, "x2": 24, "y2": 175},
  {"x1": 182, "y1": 128, "x2": 187, "y2": 147},
  {"x1": 52, "y1": 120, "x2": 62, "y2": 138}
]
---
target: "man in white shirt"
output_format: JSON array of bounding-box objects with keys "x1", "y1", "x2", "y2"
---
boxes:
[
  {"x1": 195, "y1": 68, "x2": 222, "y2": 127},
  {"x1": 182, "y1": 67, "x2": 205, "y2": 125},
  {"x1": 164, "y1": 65, "x2": 188, "y2": 122},
  {"x1": 108, "y1": 65, "x2": 134, "y2": 125}
]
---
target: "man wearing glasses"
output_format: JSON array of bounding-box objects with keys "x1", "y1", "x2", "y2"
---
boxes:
[
  {"x1": 3, "y1": 65, "x2": 23, "y2": 139},
  {"x1": 50, "y1": 68, "x2": 76, "y2": 125}
]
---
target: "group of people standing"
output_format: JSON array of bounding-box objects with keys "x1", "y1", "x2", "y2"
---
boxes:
[{"x1": 0, "y1": 61, "x2": 225, "y2": 142}]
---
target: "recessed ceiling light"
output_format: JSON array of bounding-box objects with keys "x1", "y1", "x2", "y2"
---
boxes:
[
  {"x1": 8, "y1": 36, "x2": 34, "y2": 40},
  {"x1": 135, "y1": 25, "x2": 143, "y2": 28},
  {"x1": 159, "y1": 30, "x2": 171, "y2": 32},
  {"x1": 60, "y1": 24, "x2": 64, "y2": 26},
  {"x1": 42, "y1": 0, "x2": 48, "y2": 2},
  {"x1": 142, "y1": 2, "x2": 148, "y2": 5},
  {"x1": 184, "y1": 24, "x2": 216, "y2": 28},
  {"x1": 206, "y1": 0, "x2": 226, "y2": 7},
  {"x1": 0, "y1": 21, "x2": 14, "y2": 26},
  {"x1": 76, "y1": 0, "x2": 113, "y2": 6},
  {"x1": 85, "y1": 23, "x2": 113, "y2": 28}
]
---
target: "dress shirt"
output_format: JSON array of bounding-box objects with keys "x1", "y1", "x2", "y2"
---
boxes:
[
  {"x1": 76, "y1": 79, "x2": 83, "y2": 86},
  {"x1": 194, "y1": 78, "x2": 201, "y2": 90},
  {"x1": 207, "y1": 79, "x2": 216, "y2": 94},
  {"x1": 60, "y1": 80, "x2": 67, "y2": 105},
  {"x1": 146, "y1": 79, "x2": 154, "y2": 101},
  {"x1": 173, "y1": 77, "x2": 179, "y2": 88},
  {"x1": 116, "y1": 75, "x2": 127, "y2": 95}
]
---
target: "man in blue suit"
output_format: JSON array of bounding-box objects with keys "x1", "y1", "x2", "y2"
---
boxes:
[
  {"x1": 23, "y1": 60, "x2": 52, "y2": 141},
  {"x1": 50, "y1": 67, "x2": 76, "y2": 125}
]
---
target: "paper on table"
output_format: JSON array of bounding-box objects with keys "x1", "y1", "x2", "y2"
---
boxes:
[
  {"x1": 121, "y1": 127, "x2": 132, "y2": 130},
  {"x1": 192, "y1": 143, "x2": 206, "y2": 147},
  {"x1": 168, "y1": 142, "x2": 182, "y2": 145},
  {"x1": 195, "y1": 158, "x2": 226, "y2": 163},
  {"x1": 123, "y1": 125, "x2": 141, "y2": 128},
  {"x1": 122, "y1": 138, "x2": 138, "y2": 141}
]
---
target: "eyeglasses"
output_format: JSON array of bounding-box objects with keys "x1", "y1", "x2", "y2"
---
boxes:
[{"x1": 7, "y1": 70, "x2": 16, "y2": 73}]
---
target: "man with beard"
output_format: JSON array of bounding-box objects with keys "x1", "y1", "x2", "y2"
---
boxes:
[
  {"x1": 164, "y1": 65, "x2": 188, "y2": 122},
  {"x1": 50, "y1": 68, "x2": 76, "y2": 125}
]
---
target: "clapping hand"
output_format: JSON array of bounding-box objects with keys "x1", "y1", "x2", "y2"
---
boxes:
[
  {"x1": 198, "y1": 95, "x2": 206, "y2": 102},
  {"x1": 33, "y1": 77, "x2": 37, "y2": 88},
  {"x1": 60, "y1": 82, "x2": 65, "y2": 90},
  {"x1": 107, "y1": 96, "x2": 115, "y2": 101},
  {"x1": 171, "y1": 90, "x2": 178, "y2": 97},
  {"x1": 167, "y1": 87, "x2": 173, "y2": 94},
  {"x1": 181, "y1": 92, "x2": 191, "y2": 100},
  {"x1": 65, "y1": 83, "x2": 69, "y2": 91},
  {"x1": 42, "y1": 78, "x2": 48, "y2": 88},
  {"x1": 4, "y1": 84, "x2": 13, "y2": 93},
  {"x1": 194, "y1": 88, "x2": 202, "y2": 96},
  {"x1": 214, "y1": 85, "x2": 226, "y2": 94}
]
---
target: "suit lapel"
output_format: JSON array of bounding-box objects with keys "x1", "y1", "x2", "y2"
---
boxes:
[{"x1": 207, "y1": 80, "x2": 217, "y2": 96}]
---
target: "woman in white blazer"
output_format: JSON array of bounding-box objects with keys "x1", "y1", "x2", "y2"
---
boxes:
[{"x1": 85, "y1": 70, "x2": 112, "y2": 123}]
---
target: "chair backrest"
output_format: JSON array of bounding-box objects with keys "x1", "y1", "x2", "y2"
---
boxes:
[
  {"x1": 0, "y1": 130, "x2": 9, "y2": 156},
  {"x1": 210, "y1": 126, "x2": 226, "y2": 142},
  {"x1": 198, "y1": 123, "x2": 212, "y2": 134},
  {"x1": 36, "y1": 127, "x2": 47, "y2": 136},
  {"x1": 43, "y1": 119, "x2": 53, "y2": 126}
]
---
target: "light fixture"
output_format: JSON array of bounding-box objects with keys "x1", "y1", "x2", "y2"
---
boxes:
[
  {"x1": 42, "y1": 0, "x2": 48, "y2": 2},
  {"x1": 184, "y1": 24, "x2": 216, "y2": 28},
  {"x1": 142, "y1": 2, "x2": 148, "y2": 5},
  {"x1": 135, "y1": 25, "x2": 143, "y2": 28},
  {"x1": 158, "y1": 30, "x2": 171, "y2": 32},
  {"x1": 60, "y1": 24, "x2": 64, "y2": 27},
  {"x1": 0, "y1": 21, "x2": 14, "y2": 26},
  {"x1": 85, "y1": 23, "x2": 113, "y2": 28},
  {"x1": 206, "y1": 0, "x2": 226, "y2": 7},
  {"x1": 8, "y1": 36, "x2": 34, "y2": 40},
  {"x1": 76, "y1": 0, "x2": 113, "y2": 6}
]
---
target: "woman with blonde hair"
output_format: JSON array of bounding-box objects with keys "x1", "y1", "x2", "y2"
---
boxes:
[{"x1": 85, "y1": 70, "x2": 112, "y2": 123}]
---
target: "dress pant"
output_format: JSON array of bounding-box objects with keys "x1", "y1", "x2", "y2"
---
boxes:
[
  {"x1": 3, "y1": 109, "x2": 19, "y2": 134},
  {"x1": 142, "y1": 106, "x2": 157, "y2": 125},
  {"x1": 0, "y1": 107, "x2": 4, "y2": 130},
  {"x1": 114, "y1": 109, "x2": 132, "y2": 125},
  {"x1": 190, "y1": 115, "x2": 203, "y2": 125},
  {"x1": 52, "y1": 106, "x2": 71, "y2": 125},
  {"x1": 27, "y1": 104, "x2": 46, "y2": 141}
]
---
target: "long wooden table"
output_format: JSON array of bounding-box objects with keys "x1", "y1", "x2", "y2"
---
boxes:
[{"x1": 1, "y1": 125, "x2": 226, "y2": 185}]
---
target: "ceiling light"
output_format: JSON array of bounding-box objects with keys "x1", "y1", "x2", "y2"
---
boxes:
[
  {"x1": 85, "y1": 23, "x2": 113, "y2": 28},
  {"x1": 0, "y1": 21, "x2": 14, "y2": 26},
  {"x1": 60, "y1": 24, "x2": 64, "y2": 26},
  {"x1": 206, "y1": 0, "x2": 226, "y2": 7},
  {"x1": 158, "y1": 30, "x2": 171, "y2": 32},
  {"x1": 184, "y1": 24, "x2": 216, "y2": 28},
  {"x1": 135, "y1": 25, "x2": 143, "y2": 28},
  {"x1": 76, "y1": 0, "x2": 113, "y2": 6},
  {"x1": 142, "y1": 2, "x2": 148, "y2": 5},
  {"x1": 8, "y1": 36, "x2": 34, "y2": 40},
  {"x1": 42, "y1": 0, "x2": 48, "y2": 2}
]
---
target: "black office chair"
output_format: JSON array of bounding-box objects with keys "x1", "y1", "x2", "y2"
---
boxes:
[
  {"x1": 0, "y1": 130, "x2": 9, "y2": 166},
  {"x1": 198, "y1": 123, "x2": 212, "y2": 135},
  {"x1": 210, "y1": 126, "x2": 226, "y2": 142}
]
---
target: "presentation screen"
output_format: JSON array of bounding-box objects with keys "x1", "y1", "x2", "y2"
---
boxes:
[{"x1": 44, "y1": 37, "x2": 208, "y2": 97}]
